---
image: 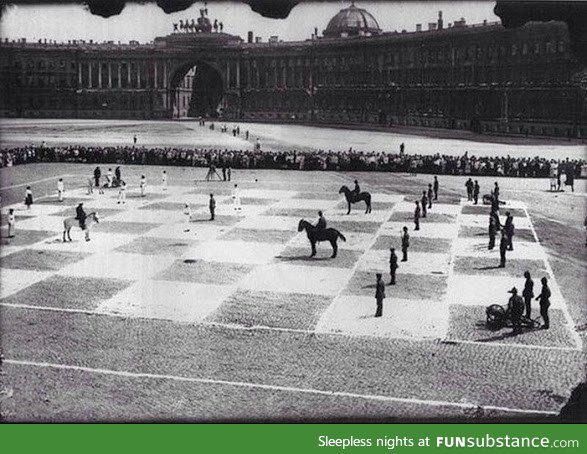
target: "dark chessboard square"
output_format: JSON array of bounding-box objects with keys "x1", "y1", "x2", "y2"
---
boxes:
[
  {"x1": 114, "y1": 236, "x2": 198, "y2": 256},
  {"x1": 371, "y1": 235, "x2": 452, "y2": 254},
  {"x1": 122, "y1": 192, "x2": 168, "y2": 200},
  {"x1": 458, "y1": 226, "x2": 536, "y2": 242},
  {"x1": 0, "y1": 214, "x2": 35, "y2": 226},
  {"x1": 292, "y1": 191, "x2": 342, "y2": 201},
  {"x1": 154, "y1": 259, "x2": 255, "y2": 285},
  {"x1": 190, "y1": 215, "x2": 242, "y2": 226},
  {"x1": 453, "y1": 256, "x2": 548, "y2": 276},
  {"x1": 35, "y1": 197, "x2": 89, "y2": 206},
  {"x1": 188, "y1": 187, "x2": 233, "y2": 196},
  {"x1": 446, "y1": 304, "x2": 577, "y2": 349},
  {"x1": 461, "y1": 205, "x2": 526, "y2": 217},
  {"x1": 0, "y1": 229, "x2": 57, "y2": 247},
  {"x1": 264, "y1": 207, "x2": 321, "y2": 219},
  {"x1": 206, "y1": 289, "x2": 333, "y2": 330},
  {"x1": 219, "y1": 197, "x2": 278, "y2": 206},
  {"x1": 0, "y1": 248, "x2": 90, "y2": 271},
  {"x1": 343, "y1": 270, "x2": 448, "y2": 301},
  {"x1": 92, "y1": 221, "x2": 160, "y2": 235},
  {"x1": 219, "y1": 228, "x2": 296, "y2": 244},
  {"x1": 49, "y1": 207, "x2": 123, "y2": 219},
  {"x1": 138, "y1": 202, "x2": 196, "y2": 211},
  {"x1": 388, "y1": 211, "x2": 456, "y2": 223},
  {"x1": 274, "y1": 246, "x2": 362, "y2": 268},
  {"x1": 331, "y1": 220, "x2": 381, "y2": 234},
  {"x1": 0, "y1": 275, "x2": 131, "y2": 311}
]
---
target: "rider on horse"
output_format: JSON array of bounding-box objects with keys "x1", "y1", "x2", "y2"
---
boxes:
[
  {"x1": 352, "y1": 180, "x2": 361, "y2": 200},
  {"x1": 75, "y1": 203, "x2": 87, "y2": 230},
  {"x1": 315, "y1": 211, "x2": 326, "y2": 231}
]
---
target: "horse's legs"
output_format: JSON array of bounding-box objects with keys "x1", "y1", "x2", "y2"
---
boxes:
[
  {"x1": 85, "y1": 229, "x2": 90, "y2": 242},
  {"x1": 67, "y1": 228, "x2": 72, "y2": 242},
  {"x1": 63, "y1": 230, "x2": 66, "y2": 242},
  {"x1": 347, "y1": 201, "x2": 351, "y2": 215},
  {"x1": 310, "y1": 241, "x2": 316, "y2": 257},
  {"x1": 330, "y1": 239, "x2": 337, "y2": 258}
]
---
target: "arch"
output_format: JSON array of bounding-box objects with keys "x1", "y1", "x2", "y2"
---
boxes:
[{"x1": 169, "y1": 60, "x2": 224, "y2": 119}]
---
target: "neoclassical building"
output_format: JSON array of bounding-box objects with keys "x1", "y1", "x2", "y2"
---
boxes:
[{"x1": 0, "y1": 3, "x2": 585, "y2": 138}]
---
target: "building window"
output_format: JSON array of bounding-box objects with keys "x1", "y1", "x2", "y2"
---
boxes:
[
  {"x1": 511, "y1": 44, "x2": 517, "y2": 56},
  {"x1": 534, "y1": 42, "x2": 541, "y2": 54},
  {"x1": 558, "y1": 41, "x2": 565, "y2": 52},
  {"x1": 522, "y1": 43, "x2": 528, "y2": 55}
]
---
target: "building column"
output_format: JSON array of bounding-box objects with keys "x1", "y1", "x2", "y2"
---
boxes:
[
  {"x1": 108, "y1": 63, "x2": 112, "y2": 88},
  {"x1": 78, "y1": 62, "x2": 83, "y2": 87},
  {"x1": 88, "y1": 61, "x2": 92, "y2": 88},
  {"x1": 98, "y1": 62, "x2": 102, "y2": 88},
  {"x1": 163, "y1": 62, "x2": 168, "y2": 88},
  {"x1": 236, "y1": 60, "x2": 241, "y2": 88},
  {"x1": 117, "y1": 63, "x2": 122, "y2": 88},
  {"x1": 282, "y1": 64, "x2": 287, "y2": 87},
  {"x1": 226, "y1": 61, "x2": 231, "y2": 89},
  {"x1": 153, "y1": 62, "x2": 158, "y2": 89},
  {"x1": 137, "y1": 62, "x2": 141, "y2": 89},
  {"x1": 127, "y1": 62, "x2": 131, "y2": 87}
]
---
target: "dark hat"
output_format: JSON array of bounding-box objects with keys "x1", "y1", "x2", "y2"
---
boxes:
[
  {"x1": 507, "y1": 287, "x2": 518, "y2": 294},
  {"x1": 376, "y1": 273, "x2": 382, "y2": 278},
  {"x1": 390, "y1": 247, "x2": 395, "y2": 251}
]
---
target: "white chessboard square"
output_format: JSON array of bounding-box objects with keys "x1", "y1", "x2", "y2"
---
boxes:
[
  {"x1": 192, "y1": 203, "x2": 267, "y2": 218},
  {"x1": 239, "y1": 189, "x2": 297, "y2": 199},
  {"x1": 15, "y1": 215, "x2": 66, "y2": 233},
  {"x1": 380, "y1": 222, "x2": 458, "y2": 239},
  {"x1": 236, "y1": 215, "x2": 298, "y2": 231},
  {"x1": 0, "y1": 268, "x2": 53, "y2": 298},
  {"x1": 393, "y1": 201, "x2": 461, "y2": 216},
  {"x1": 33, "y1": 232, "x2": 136, "y2": 255},
  {"x1": 358, "y1": 250, "x2": 450, "y2": 275},
  {"x1": 445, "y1": 274, "x2": 564, "y2": 309},
  {"x1": 4, "y1": 204, "x2": 64, "y2": 216},
  {"x1": 326, "y1": 208, "x2": 392, "y2": 223},
  {"x1": 146, "y1": 222, "x2": 230, "y2": 241},
  {"x1": 370, "y1": 193, "x2": 405, "y2": 203},
  {"x1": 315, "y1": 295, "x2": 448, "y2": 340},
  {"x1": 182, "y1": 193, "x2": 228, "y2": 205},
  {"x1": 105, "y1": 208, "x2": 185, "y2": 224},
  {"x1": 96, "y1": 279, "x2": 234, "y2": 322},
  {"x1": 57, "y1": 252, "x2": 175, "y2": 280},
  {"x1": 183, "y1": 240, "x2": 284, "y2": 265},
  {"x1": 239, "y1": 263, "x2": 353, "y2": 296},
  {"x1": 460, "y1": 214, "x2": 531, "y2": 230},
  {"x1": 272, "y1": 198, "x2": 338, "y2": 210},
  {"x1": 453, "y1": 237, "x2": 545, "y2": 260}
]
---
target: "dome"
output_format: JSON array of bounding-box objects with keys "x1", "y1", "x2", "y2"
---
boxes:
[{"x1": 323, "y1": 3, "x2": 382, "y2": 38}]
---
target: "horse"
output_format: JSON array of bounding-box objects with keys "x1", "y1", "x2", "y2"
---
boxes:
[
  {"x1": 63, "y1": 212, "x2": 99, "y2": 242},
  {"x1": 298, "y1": 219, "x2": 346, "y2": 258},
  {"x1": 339, "y1": 186, "x2": 372, "y2": 214}
]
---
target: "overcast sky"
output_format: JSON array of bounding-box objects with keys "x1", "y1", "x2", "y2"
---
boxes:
[{"x1": 0, "y1": 1, "x2": 498, "y2": 43}]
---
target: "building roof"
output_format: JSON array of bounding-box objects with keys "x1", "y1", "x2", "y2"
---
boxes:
[{"x1": 323, "y1": 3, "x2": 382, "y2": 38}]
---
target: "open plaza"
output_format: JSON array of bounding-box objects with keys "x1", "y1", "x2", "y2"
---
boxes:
[{"x1": 0, "y1": 120, "x2": 585, "y2": 421}]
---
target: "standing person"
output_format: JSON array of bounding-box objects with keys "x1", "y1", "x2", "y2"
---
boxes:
[
  {"x1": 106, "y1": 168, "x2": 113, "y2": 188},
  {"x1": 117, "y1": 180, "x2": 126, "y2": 204},
  {"x1": 352, "y1": 180, "x2": 361, "y2": 199},
  {"x1": 465, "y1": 178, "x2": 474, "y2": 201},
  {"x1": 94, "y1": 166, "x2": 101, "y2": 188},
  {"x1": 209, "y1": 194, "x2": 216, "y2": 221},
  {"x1": 427, "y1": 184, "x2": 433, "y2": 209},
  {"x1": 401, "y1": 226, "x2": 410, "y2": 262},
  {"x1": 488, "y1": 214, "x2": 498, "y2": 250},
  {"x1": 184, "y1": 203, "x2": 191, "y2": 223},
  {"x1": 222, "y1": 162, "x2": 227, "y2": 181},
  {"x1": 473, "y1": 180, "x2": 480, "y2": 205},
  {"x1": 24, "y1": 186, "x2": 33, "y2": 210},
  {"x1": 227, "y1": 165, "x2": 232, "y2": 182},
  {"x1": 522, "y1": 271, "x2": 534, "y2": 318},
  {"x1": 414, "y1": 201, "x2": 421, "y2": 231},
  {"x1": 433, "y1": 176, "x2": 439, "y2": 200},
  {"x1": 140, "y1": 175, "x2": 146, "y2": 197},
  {"x1": 232, "y1": 184, "x2": 241, "y2": 212},
  {"x1": 115, "y1": 166, "x2": 121, "y2": 185},
  {"x1": 133, "y1": 135, "x2": 137, "y2": 146},
  {"x1": 399, "y1": 142, "x2": 405, "y2": 154},
  {"x1": 7, "y1": 208, "x2": 15, "y2": 238},
  {"x1": 499, "y1": 229, "x2": 508, "y2": 268},
  {"x1": 494, "y1": 182, "x2": 500, "y2": 204},
  {"x1": 421, "y1": 191, "x2": 428, "y2": 218},
  {"x1": 75, "y1": 203, "x2": 87, "y2": 230},
  {"x1": 315, "y1": 210, "x2": 326, "y2": 230},
  {"x1": 389, "y1": 247, "x2": 398, "y2": 285},
  {"x1": 245, "y1": 130, "x2": 249, "y2": 140},
  {"x1": 162, "y1": 170, "x2": 168, "y2": 191},
  {"x1": 535, "y1": 276, "x2": 551, "y2": 329},
  {"x1": 375, "y1": 273, "x2": 385, "y2": 318},
  {"x1": 87, "y1": 177, "x2": 94, "y2": 195},
  {"x1": 504, "y1": 211, "x2": 515, "y2": 251},
  {"x1": 507, "y1": 287, "x2": 524, "y2": 334},
  {"x1": 57, "y1": 178, "x2": 65, "y2": 202},
  {"x1": 584, "y1": 215, "x2": 587, "y2": 247}
]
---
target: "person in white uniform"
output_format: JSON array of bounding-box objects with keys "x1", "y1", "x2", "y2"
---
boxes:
[
  {"x1": 57, "y1": 178, "x2": 65, "y2": 202},
  {"x1": 162, "y1": 170, "x2": 168, "y2": 191},
  {"x1": 232, "y1": 184, "x2": 241, "y2": 212}
]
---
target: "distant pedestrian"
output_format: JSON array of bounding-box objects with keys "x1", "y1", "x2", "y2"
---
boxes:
[
  {"x1": 117, "y1": 180, "x2": 126, "y2": 204},
  {"x1": 7, "y1": 208, "x2": 15, "y2": 238},
  {"x1": 106, "y1": 168, "x2": 113, "y2": 188},
  {"x1": 507, "y1": 287, "x2": 524, "y2": 334},
  {"x1": 427, "y1": 184, "x2": 433, "y2": 209},
  {"x1": 499, "y1": 230, "x2": 508, "y2": 267},
  {"x1": 115, "y1": 166, "x2": 121, "y2": 184},
  {"x1": 400, "y1": 142, "x2": 405, "y2": 154},
  {"x1": 494, "y1": 182, "x2": 500, "y2": 204},
  {"x1": 162, "y1": 170, "x2": 168, "y2": 191},
  {"x1": 227, "y1": 166, "x2": 232, "y2": 181},
  {"x1": 57, "y1": 178, "x2": 65, "y2": 202},
  {"x1": 465, "y1": 178, "x2": 474, "y2": 201},
  {"x1": 535, "y1": 276, "x2": 551, "y2": 329},
  {"x1": 401, "y1": 226, "x2": 410, "y2": 262},
  {"x1": 232, "y1": 184, "x2": 241, "y2": 212},
  {"x1": 473, "y1": 180, "x2": 480, "y2": 205},
  {"x1": 94, "y1": 166, "x2": 101, "y2": 188},
  {"x1": 133, "y1": 135, "x2": 137, "y2": 145},
  {"x1": 375, "y1": 273, "x2": 385, "y2": 317},
  {"x1": 184, "y1": 203, "x2": 191, "y2": 222},
  {"x1": 522, "y1": 271, "x2": 534, "y2": 318},
  {"x1": 389, "y1": 247, "x2": 398, "y2": 285},
  {"x1": 24, "y1": 186, "x2": 33, "y2": 210},
  {"x1": 488, "y1": 215, "x2": 498, "y2": 250},
  {"x1": 414, "y1": 201, "x2": 420, "y2": 231},
  {"x1": 504, "y1": 211, "x2": 515, "y2": 251},
  {"x1": 140, "y1": 175, "x2": 146, "y2": 197},
  {"x1": 433, "y1": 176, "x2": 439, "y2": 200},
  {"x1": 209, "y1": 194, "x2": 216, "y2": 221},
  {"x1": 421, "y1": 191, "x2": 428, "y2": 218},
  {"x1": 245, "y1": 130, "x2": 249, "y2": 140},
  {"x1": 222, "y1": 163, "x2": 227, "y2": 181},
  {"x1": 87, "y1": 177, "x2": 94, "y2": 195}
]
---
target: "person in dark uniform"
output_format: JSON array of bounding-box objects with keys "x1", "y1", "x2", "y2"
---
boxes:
[
  {"x1": 433, "y1": 176, "x2": 439, "y2": 200},
  {"x1": 421, "y1": 191, "x2": 428, "y2": 218},
  {"x1": 389, "y1": 247, "x2": 398, "y2": 285},
  {"x1": 222, "y1": 162, "x2": 227, "y2": 181},
  {"x1": 315, "y1": 210, "x2": 326, "y2": 230},
  {"x1": 522, "y1": 271, "x2": 534, "y2": 318},
  {"x1": 499, "y1": 230, "x2": 508, "y2": 267},
  {"x1": 352, "y1": 180, "x2": 360, "y2": 201},
  {"x1": 507, "y1": 287, "x2": 524, "y2": 334},
  {"x1": 375, "y1": 273, "x2": 385, "y2": 317},
  {"x1": 494, "y1": 182, "x2": 500, "y2": 204},
  {"x1": 490, "y1": 191, "x2": 500, "y2": 215},
  {"x1": 504, "y1": 211, "x2": 515, "y2": 251},
  {"x1": 414, "y1": 201, "x2": 421, "y2": 231},
  {"x1": 473, "y1": 180, "x2": 480, "y2": 205},
  {"x1": 115, "y1": 166, "x2": 121, "y2": 185},
  {"x1": 488, "y1": 214, "x2": 498, "y2": 250},
  {"x1": 209, "y1": 194, "x2": 216, "y2": 221},
  {"x1": 535, "y1": 276, "x2": 551, "y2": 329},
  {"x1": 94, "y1": 166, "x2": 101, "y2": 188},
  {"x1": 401, "y1": 226, "x2": 410, "y2": 262},
  {"x1": 427, "y1": 184, "x2": 433, "y2": 209},
  {"x1": 400, "y1": 142, "x2": 405, "y2": 154},
  {"x1": 75, "y1": 203, "x2": 87, "y2": 230},
  {"x1": 465, "y1": 178, "x2": 474, "y2": 201}
]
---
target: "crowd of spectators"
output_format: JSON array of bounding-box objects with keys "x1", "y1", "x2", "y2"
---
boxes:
[{"x1": 0, "y1": 144, "x2": 584, "y2": 178}]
